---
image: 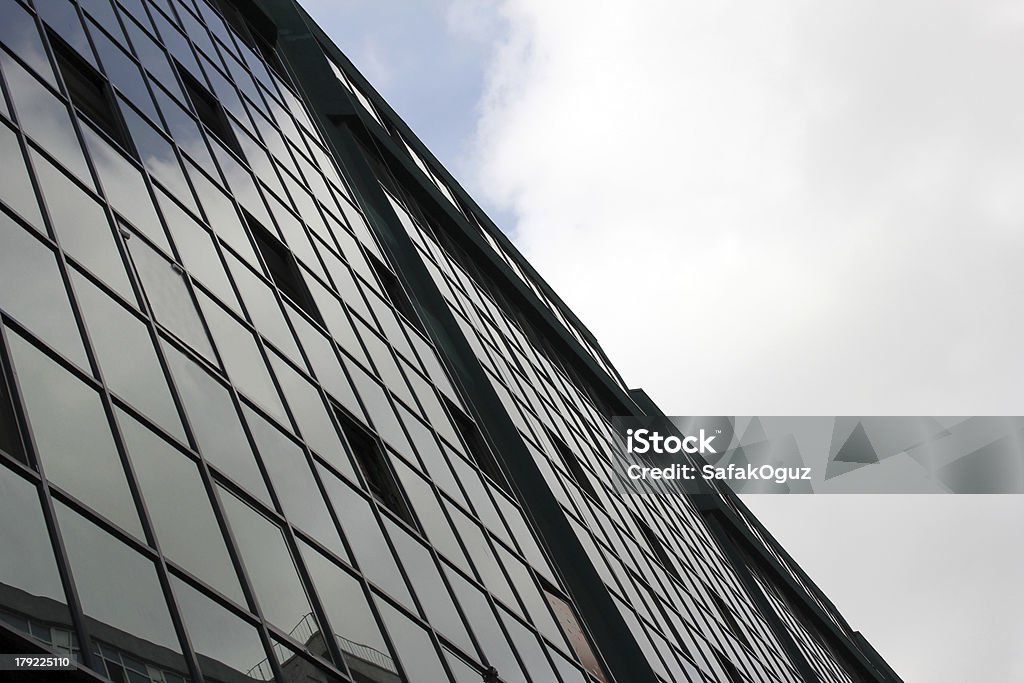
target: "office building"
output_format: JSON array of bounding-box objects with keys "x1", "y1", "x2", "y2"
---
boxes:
[{"x1": 0, "y1": 0, "x2": 901, "y2": 681}]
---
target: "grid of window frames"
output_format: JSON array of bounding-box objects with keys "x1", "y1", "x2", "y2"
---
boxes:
[
  {"x1": 326, "y1": 38, "x2": 880, "y2": 683},
  {"x1": 323, "y1": 51, "x2": 628, "y2": 398},
  {"x1": 0, "y1": 0, "x2": 612, "y2": 682},
  {"x1": 0, "y1": 1, "x2": 888, "y2": 683},
  {"x1": 380, "y1": 184, "x2": 810, "y2": 683}
]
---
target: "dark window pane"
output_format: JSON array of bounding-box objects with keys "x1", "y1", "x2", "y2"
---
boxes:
[
  {"x1": 162, "y1": 342, "x2": 271, "y2": 505},
  {"x1": 50, "y1": 33, "x2": 129, "y2": 148},
  {"x1": 245, "y1": 212, "x2": 322, "y2": 325},
  {"x1": 218, "y1": 487, "x2": 314, "y2": 635},
  {"x1": 0, "y1": 465, "x2": 73, "y2": 649},
  {"x1": 368, "y1": 255, "x2": 424, "y2": 334},
  {"x1": 8, "y1": 332, "x2": 142, "y2": 537},
  {"x1": 55, "y1": 502, "x2": 186, "y2": 675},
  {"x1": 633, "y1": 513, "x2": 680, "y2": 582},
  {"x1": 170, "y1": 575, "x2": 271, "y2": 682},
  {"x1": 0, "y1": 208, "x2": 88, "y2": 368},
  {"x1": 118, "y1": 409, "x2": 244, "y2": 604},
  {"x1": 0, "y1": 358, "x2": 26, "y2": 464},
  {"x1": 337, "y1": 411, "x2": 414, "y2": 526},
  {"x1": 298, "y1": 541, "x2": 399, "y2": 683},
  {"x1": 37, "y1": 0, "x2": 93, "y2": 68},
  {"x1": 546, "y1": 429, "x2": 601, "y2": 502},
  {"x1": 268, "y1": 353, "x2": 353, "y2": 479},
  {"x1": 73, "y1": 273, "x2": 184, "y2": 441},
  {"x1": 176, "y1": 62, "x2": 242, "y2": 157},
  {"x1": 444, "y1": 398, "x2": 508, "y2": 493}
]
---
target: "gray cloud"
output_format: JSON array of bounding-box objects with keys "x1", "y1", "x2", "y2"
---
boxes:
[{"x1": 468, "y1": 1, "x2": 1024, "y2": 680}]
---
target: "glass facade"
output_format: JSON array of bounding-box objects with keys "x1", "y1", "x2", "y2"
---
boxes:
[{"x1": 0, "y1": 1, "x2": 899, "y2": 682}]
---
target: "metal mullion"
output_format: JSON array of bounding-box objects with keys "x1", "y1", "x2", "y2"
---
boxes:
[
  {"x1": 202, "y1": 280, "x2": 359, "y2": 677},
  {"x1": 269, "y1": 516, "x2": 351, "y2": 673},
  {"x1": 202, "y1": 463, "x2": 290, "y2": 683},
  {"x1": 58, "y1": 251, "x2": 206, "y2": 682},
  {"x1": 5, "y1": 35, "x2": 201, "y2": 683},
  {"x1": 0, "y1": 324, "x2": 96, "y2": 671}
]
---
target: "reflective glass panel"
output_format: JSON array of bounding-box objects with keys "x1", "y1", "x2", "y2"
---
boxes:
[
  {"x1": 0, "y1": 214, "x2": 87, "y2": 366},
  {"x1": 243, "y1": 405, "x2": 344, "y2": 558},
  {"x1": 0, "y1": 464, "x2": 73, "y2": 651},
  {"x1": 375, "y1": 600, "x2": 450, "y2": 683},
  {"x1": 171, "y1": 575, "x2": 272, "y2": 682},
  {"x1": 73, "y1": 273, "x2": 184, "y2": 441},
  {"x1": 298, "y1": 541, "x2": 399, "y2": 683},
  {"x1": 227, "y1": 254, "x2": 302, "y2": 362},
  {"x1": 162, "y1": 342, "x2": 271, "y2": 504},
  {"x1": 387, "y1": 521, "x2": 473, "y2": 655},
  {"x1": 8, "y1": 332, "x2": 142, "y2": 537},
  {"x1": 269, "y1": 353, "x2": 353, "y2": 479},
  {"x1": 130, "y1": 234, "x2": 216, "y2": 361},
  {"x1": 0, "y1": 0, "x2": 55, "y2": 84},
  {"x1": 82, "y1": 128, "x2": 168, "y2": 249},
  {"x1": 157, "y1": 188, "x2": 239, "y2": 312},
  {"x1": 0, "y1": 122, "x2": 44, "y2": 230},
  {"x1": 55, "y1": 502, "x2": 185, "y2": 672},
  {"x1": 33, "y1": 152, "x2": 133, "y2": 300},
  {"x1": 199, "y1": 292, "x2": 286, "y2": 423},
  {"x1": 1, "y1": 53, "x2": 91, "y2": 185},
  {"x1": 118, "y1": 409, "x2": 244, "y2": 604},
  {"x1": 218, "y1": 488, "x2": 314, "y2": 636},
  {"x1": 318, "y1": 467, "x2": 412, "y2": 606}
]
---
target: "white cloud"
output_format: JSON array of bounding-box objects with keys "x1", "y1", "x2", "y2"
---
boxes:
[
  {"x1": 468, "y1": 1, "x2": 1024, "y2": 681},
  {"x1": 473, "y1": 0, "x2": 1024, "y2": 416}
]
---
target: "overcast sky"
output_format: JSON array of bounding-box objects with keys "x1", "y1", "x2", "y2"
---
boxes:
[{"x1": 304, "y1": 2, "x2": 1023, "y2": 681}]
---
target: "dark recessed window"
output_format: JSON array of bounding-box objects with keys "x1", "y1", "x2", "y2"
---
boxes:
[
  {"x1": 50, "y1": 34, "x2": 130, "y2": 150},
  {"x1": 176, "y1": 62, "x2": 243, "y2": 157},
  {"x1": 244, "y1": 212, "x2": 323, "y2": 324},
  {"x1": 634, "y1": 514, "x2": 680, "y2": 581},
  {"x1": 715, "y1": 651, "x2": 745, "y2": 683},
  {"x1": 0, "y1": 363, "x2": 27, "y2": 465},
  {"x1": 546, "y1": 429, "x2": 601, "y2": 504},
  {"x1": 712, "y1": 593, "x2": 751, "y2": 649},
  {"x1": 336, "y1": 409, "x2": 415, "y2": 526},
  {"x1": 368, "y1": 253, "x2": 425, "y2": 333},
  {"x1": 210, "y1": 0, "x2": 290, "y2": 83},
  {"x1": 443, "y1": 397, "x2": 509, "y2": 493}
]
